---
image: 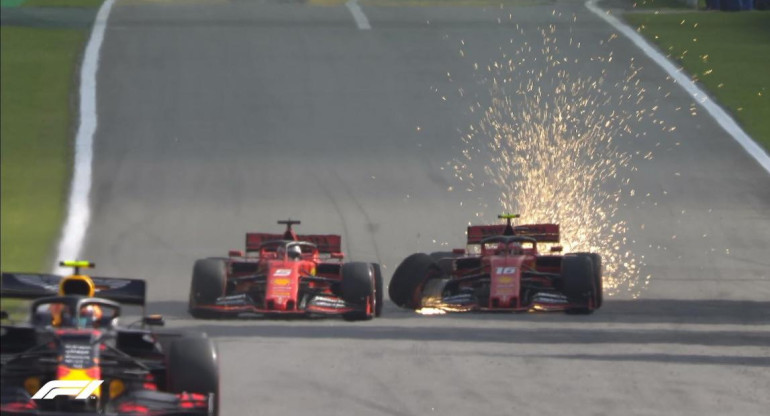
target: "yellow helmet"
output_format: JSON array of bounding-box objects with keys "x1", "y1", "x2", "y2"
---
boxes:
[
  {"x1": 59, "y1": 275, "x2": 95, "y2": 297},
  {"x1": 58, "y1": 260, "x2": 96, "y2": 297}
]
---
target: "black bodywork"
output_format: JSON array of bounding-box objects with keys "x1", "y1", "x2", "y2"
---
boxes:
[{"x1": 1, "y1": 273, "x2": 217, "y2": 416}]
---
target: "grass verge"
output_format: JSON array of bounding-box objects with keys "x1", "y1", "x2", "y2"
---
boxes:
[
  {"x1": 0, "y1": 26, "x2": 86, "y2": 274},
  {"x1": 630, "y1": 0, "x2": 697, "y2": 9},
  {"x1": 624, "y1": 12, "x2": 770, "y2": 151},
  {"x1": 24, "y1": 0, "x2": 104, "y2": 6}
]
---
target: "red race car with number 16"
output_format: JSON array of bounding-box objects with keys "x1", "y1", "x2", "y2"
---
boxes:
[{"x1": 388, "y1": 214, "x2": 603, "y2": 314}]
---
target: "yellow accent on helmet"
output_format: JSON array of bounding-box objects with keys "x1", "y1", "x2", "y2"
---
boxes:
[{"x1": 59, "y1": 275, "x2": 95, "y2": 297}]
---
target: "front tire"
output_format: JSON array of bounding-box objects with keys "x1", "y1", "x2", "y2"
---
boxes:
[
  {"x1": 189, "y1": 258, "x2": 227, "y2": 319},
  {"x1": 389, "y1": 253, "x2": 438, "y2": 310},
  {"x1": 429, "y1": 251, "x2": 459, "y2": 275},
  {"x1": 561, "y1": 255, "x2": 596, "y2": 314},
  {"x1": 573, "y1": 252, "x2": 603, "y2": 309},
  {"x1": 341, "y1": 262, "x2": 375, "y2": 321},
  {"x1": 371, "y1": 263, "x2": 384, "y2": 317}
]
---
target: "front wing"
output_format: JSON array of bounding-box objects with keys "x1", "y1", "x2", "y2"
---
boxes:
[
  {"x1": 0, "y1": 389, "x2": 214, "y2": 416},
  {"x1": 420, "y1": 280, "x2": 594, "y2": 312},
  {"x1": 190, "y1": 293, "x2": 363, "y2": 318}
]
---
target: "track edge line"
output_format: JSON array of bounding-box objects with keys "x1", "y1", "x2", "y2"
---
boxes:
[
  {"x1": 52, "y1": 0, "x2": 117, "y2": 273},
  {"x1": 584, "y1": 0, "x2": 770, "y2": 176}
]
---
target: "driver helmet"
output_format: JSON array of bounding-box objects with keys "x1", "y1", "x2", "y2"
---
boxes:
[
  {"x1": 287, "y1": 245, "x2": 302, "y2": 260},
  {"x1": 78, "y1": 304, "x2": 103, "y2": 328},
  {"x1": 509, "y1": 243, "x2": 524, "y2": 255}
]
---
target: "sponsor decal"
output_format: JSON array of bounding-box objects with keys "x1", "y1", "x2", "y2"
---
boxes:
[
  {"x1": 273, "y1": 278, "x2": 291, "y2": 286},
  {"x1": 495, "y1": 267, "x2": 517, "y2": 275},
  {"x1": 532, "y1": 293, "x2": 568, "y2": 304},
  {"x1": 273, "y1": 269, "x2": 291, "y2": 276},
  {"x1": 309, "y1": 296, "x2": 347, "y2": 309},
  {"x1": 497, "y1": 276, "x2": 514, "y2": 284},
  {"x1": 215, "y1": 294, "x2": 250, "y2": 306},
  {"x1": 32, "y1": 380, "x2": 103, "y2": 400},
  {"x1": 442, "y1": 294, "x2": 475, "y2": 305},
  {"x1": 62, "y1": 343, "x2": 92, "y2": 369}
]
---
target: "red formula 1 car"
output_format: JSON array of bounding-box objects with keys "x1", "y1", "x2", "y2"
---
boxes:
[
  {"x1": 188, "y1": 220, "x2": 383, "y2": 321},
  {"x1": 1, "y1": 261, "x2": 218, "y2": 416},
  {"x1": 388, "y1": 214, "x2": 603, "y2": 314}
]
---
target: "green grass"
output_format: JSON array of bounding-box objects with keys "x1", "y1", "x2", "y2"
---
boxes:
[
  {"x1": 0, "y1": 26, "x2": 86, "y2": 273},
  {"x1": 1, "y1": 0, "x2": 27, "y2": 7},
  {"x1": 0, "y1": 0, "x2": 103, "y2": 6},
  {"x1": 24, "y1": 0, "x2": 104, "y2": 7},
  {"x1": 625, "y1": 13, "x2": 770, "y2": 151},
  {"x1": 631, "y1": 0, "x2": 697, "y2": 9},
  {"x1": 310, "y1": 0, "x2": 550, "y2": 6}
]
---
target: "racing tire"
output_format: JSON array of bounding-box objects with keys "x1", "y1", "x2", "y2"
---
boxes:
[
  {"x1": 371, "y1": 263, "x2": 384, "y2": 317},
  {"x1": 389, "y1": 253, "x2": 439, "y2": 310},
  {"x1": 167, "y1": 337, "x2": 219, "y2": 415},
  {"x1": 573, "y1": 252, "x2": 603, "y2": 309},
  {"x1": 561, "y1": 254, "x2": 596, "y2": 315},
  {"x1": 189, "y1": 258, "x2": 227, "y2": 319},
  {"x1": 428, "y1": 251, "x2": 456, "y2": 261},
  {"x1": 429, "y1": 251, "x2": 459, "y2": 275},
  {"x1": 341, "y1": 262, "x2": 375, "y2": 321}
]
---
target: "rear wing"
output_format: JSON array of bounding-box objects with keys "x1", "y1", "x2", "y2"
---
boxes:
[
  {"x1": 246, "y1": 233, "x2": 342, "y2": 253},
  {"x1": 467, "y1": 223, "x2": 560, "y2": 244},
  {"x1": 0, "y1": 273, "x2": 146, "y2": 306}
]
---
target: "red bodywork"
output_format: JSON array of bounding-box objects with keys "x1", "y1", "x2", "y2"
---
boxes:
[
  {"x1": 409, "y1": 218, "x2": 601, "y2": 313},
  {"x1": 189, "y1": 221, "x2": 377, "y2": 319}
]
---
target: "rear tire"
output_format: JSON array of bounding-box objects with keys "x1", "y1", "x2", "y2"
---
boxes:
[
  {"x1": 389, "y1": 253, "x2": 438, "y2": 310},
  {"x1": 561, "y1": 255, "x2": 596, "y2": 314},
  {"x1": 341, "y1": 262, "x2": 374, "y2": 321},
  {"x1": 167, "y1": 337, "x2": 219, "y2": 415},
  {"x1": 189, "y1": 258, "x2": 227, "y2": 319}
]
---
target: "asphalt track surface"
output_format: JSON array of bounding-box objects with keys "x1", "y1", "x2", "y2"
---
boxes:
[{"x1": 79, "y1": 0, "x2": 768, "y2": 414}]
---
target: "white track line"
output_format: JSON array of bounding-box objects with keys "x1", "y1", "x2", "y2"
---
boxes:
[
  {"x1": 52, "y1": 0, "x2": 116, "y2": 274},
  {"x1": 585, "y1": 0, "x2": 770, "y2": 175},
  {"x1": 346, "y1": 0, "x2": 371, "y2": 30}
]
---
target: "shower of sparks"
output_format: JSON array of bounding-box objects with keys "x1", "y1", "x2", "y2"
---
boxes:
[{"x1": 452, "y1": 24, "x2": 661, "y2": 298}]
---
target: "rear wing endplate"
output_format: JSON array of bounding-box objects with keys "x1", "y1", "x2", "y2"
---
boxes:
[{"x1": 0, "y1": 273, "x2": 146, "y2": 306}]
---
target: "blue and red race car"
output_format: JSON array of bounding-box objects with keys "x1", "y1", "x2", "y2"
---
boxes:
[
  {"x1": 188, "y1": 220, "x2": 383, "y2": 321},
  {"x1": 1, "y1": 261, "x2": 218, "y2": 415},
  {"x1": 389, "y1": 214, "x2": 603, "y2": 314}
]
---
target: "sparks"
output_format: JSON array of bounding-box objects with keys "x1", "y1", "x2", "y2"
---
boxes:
[{"x1": 452, "y1": 25, "x2": 660, "y2": 297}]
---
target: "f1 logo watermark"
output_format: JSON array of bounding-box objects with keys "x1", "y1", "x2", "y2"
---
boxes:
[{"x1": 31, "y1": 380, "x2": 103, "y2": 400}]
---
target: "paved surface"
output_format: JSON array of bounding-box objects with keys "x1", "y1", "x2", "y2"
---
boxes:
[{"x1": 80, "y1": 0, "x2": 769, "y2": 414}]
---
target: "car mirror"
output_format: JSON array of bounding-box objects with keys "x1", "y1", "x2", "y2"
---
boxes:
[
  {"x1": 550, "y1": 246, "x2": 563, "y2": 253},
  {"x1": 331, "y1": 252, "x2": 345, "y2": 259}
]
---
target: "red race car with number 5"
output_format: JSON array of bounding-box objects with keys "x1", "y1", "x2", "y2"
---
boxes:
[
  {"x1": 388, "y1": 214, "x2": 603, "y2": 314},
  {"x1": 188, "y1": 220, "x2": 383, "y2": 321}
]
